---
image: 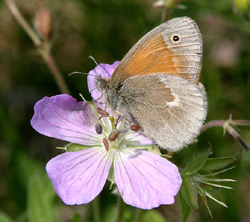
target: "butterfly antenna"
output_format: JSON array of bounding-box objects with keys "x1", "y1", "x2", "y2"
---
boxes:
[
  {"x1": 68, "y1": 71, "x2": 95, "y2": 77},
  {"x1": 89, "y1": 55, "x2": 99, "y2": 66},
  {"x1": 89, "y1": 55, "x2": 106, "y2": 76},
  {"x1": 68, "y1": 55, "x2": 101, "y2": 77}
]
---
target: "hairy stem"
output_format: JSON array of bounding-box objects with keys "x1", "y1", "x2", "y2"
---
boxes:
[
  {"x1": 5, "y1": 0, "x2": 70, "y2": 94},
  {"x1": 200, "y1": 119, "x2": 249, "y2": 151}
]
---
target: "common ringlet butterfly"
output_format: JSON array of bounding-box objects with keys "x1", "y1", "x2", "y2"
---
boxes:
[{"x1": 94, "y1": 17, "x2": 207, "y2": 151}]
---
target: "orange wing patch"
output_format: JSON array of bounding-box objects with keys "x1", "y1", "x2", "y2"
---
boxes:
[
  {"x1": 119, "y1": 33, "x2": 190, "y2": 80},
  {"x1": 124, "y1": 34, "x2": 177, "y2": 76},
  {"x1": 111, "y1": 32, "x2": 196, "y2": 88}
]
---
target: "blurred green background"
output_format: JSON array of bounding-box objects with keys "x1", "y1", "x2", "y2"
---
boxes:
[{"x1": 0, "y1": 0, "x2": 250, "y2": 221}]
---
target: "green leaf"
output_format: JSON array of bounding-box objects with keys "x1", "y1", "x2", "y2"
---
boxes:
[
  {"x1": 178, "y1": 192, "x2": 191, "y2": 222},
  {"x1": 0, "y1": 212, "x2": 13, "y2": 222},
  {"x1": 27, "y1": 174, "x2": 56, "y2": 222},
  {"x1": 185, "y1": 150, "x2": 212, "y2": 175},
  {"x1": 202, "y1": 156, "x2": 235, "y2": 171},
  {"x1": 179, "y1": 174, "x2": 199, "y2": 210}
]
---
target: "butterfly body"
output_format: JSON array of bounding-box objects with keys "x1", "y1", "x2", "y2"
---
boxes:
[{"x1": 95, "y1": 17, "x2": 207, "y2": 151}]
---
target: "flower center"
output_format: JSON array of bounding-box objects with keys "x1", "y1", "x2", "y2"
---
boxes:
[{"x1": 97, "y1": 114, "x2": 130, "y2": 152}]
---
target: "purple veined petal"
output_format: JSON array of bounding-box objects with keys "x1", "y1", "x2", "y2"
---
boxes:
[
  {"x1": 87, "y1": 62, "x2": 120, "y2": 103},
  {"x1": 114, "y1": 148, "x2": 182, "y2": 210},
  {"x1": 31, "y1": 94, "x2": 101, "y2": 145},
  {"x1": 125, "y1": 131, "x2": 155, "y2": 146},
  {"x1": 46, "y1": 147, "x2": 112, "y2": 205}
]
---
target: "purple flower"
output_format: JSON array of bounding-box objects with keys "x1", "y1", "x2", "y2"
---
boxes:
[
  {"x1": 30, "y1": 62, "x2": 182, "y2": 210},
  {"x1": 87, "y1": 61, "x2": 120, "y2": 106}
]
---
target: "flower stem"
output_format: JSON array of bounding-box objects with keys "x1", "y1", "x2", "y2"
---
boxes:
[
  {"x1": 231, "y1": 120, "x2": 250, "y2": 126},
  {"x1": 226, "y1": 125, "x2": 249, "y2": 151},
  {"x1": 44, "y1": 53, "x2": 70, "y2": 94},
  {"x1": 112, "y1": 195, "x2": 125, "y2": 222},
  {"x1": 200, "y1": 120, "x2": 225, "y2": 132},
  {"x1": 4, "y1": 0, "x2": 70, "y2": 95},
  {"x1": 133, "y1": 208, "x2": 144, "y2": 222},
  {"x1": 200, "y1": 119, "x2": 249, "y2": 151},
  {"x1": 158, "y1": 0, "x2": 179, "y2": 22},
  {"x1": 4, "y1": 0, "x2": 41, "y2": 46},
  {"x1": 92, "y1": 196, "x2": 101, "y2": 222}
]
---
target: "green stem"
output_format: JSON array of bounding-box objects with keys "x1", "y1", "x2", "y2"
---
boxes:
[
  {"x1": 113, "y1": 195, "x2": 125, "y2": 222},
  {"x1": 133, "y1": 208, "x2": 144, "y2": 222},
  {"x1": 160, "y1": 0, "x2": 179, "y2": 22},
  {"x1": 92, "y1": 196, "x2": 101, "y2": 222}
]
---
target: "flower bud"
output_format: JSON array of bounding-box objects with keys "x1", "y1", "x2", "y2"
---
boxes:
[{"x1": 34, "y1": 6, "x2": 53, "y2": 42}]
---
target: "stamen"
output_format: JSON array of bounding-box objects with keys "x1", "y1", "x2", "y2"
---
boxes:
[
  {"x1": 96, "y1": 107, "x2": 109, "y2": 118},
  {"x1": 109, "y1": 130, "x2": 120, "y2": 141},
  {"x1": 103, "y1": 138, "x2": 109, "y2": 151},
  {"x1": 95, "y1": 123, "x2": 103, "y2": 134},
  {"x1": 129, "y1": 124, "x2": 140, "y2": 131}
]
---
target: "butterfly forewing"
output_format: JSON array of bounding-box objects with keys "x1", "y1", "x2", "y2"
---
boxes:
[{"x1": 110, "y1": 17, "x2": 202, "y2": 89}]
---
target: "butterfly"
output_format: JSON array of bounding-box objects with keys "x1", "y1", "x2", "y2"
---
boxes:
[{"x1": 93, "y1": 17, "x2": 207, "y2": 151}]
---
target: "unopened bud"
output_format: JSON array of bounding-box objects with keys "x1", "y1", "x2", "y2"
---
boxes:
[{"x1": 34, "y1": 6, "x2": 53, "y2": 42}]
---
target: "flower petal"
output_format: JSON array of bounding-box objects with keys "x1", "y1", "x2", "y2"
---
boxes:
[
  {"x1": 46, "y1": 147, "x2": 112, "y2": 205},
  {"x1": 114, "y1": 148, "x2": 182, "y2": 209},
  {"x1": 125, "y1": 131, "x2": 155, "y2": 146},
  {"x1": 87, "y1": 62, "x2": 119, "y2": 103},
  {"x1": 31, "y1": 94, "x2": 101, "y2": 145}
]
